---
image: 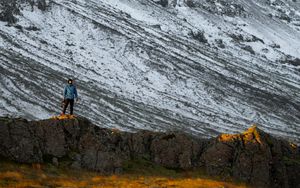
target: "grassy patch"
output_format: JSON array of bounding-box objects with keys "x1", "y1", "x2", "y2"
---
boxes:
[
  {"x1": 0, "y1": 159, "x2": 249, "y2": 188},
  {"x1": 123, "y1": 158, "x2": 181, "y2": 177}
]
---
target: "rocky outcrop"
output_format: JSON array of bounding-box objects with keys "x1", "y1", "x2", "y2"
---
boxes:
[
  {"x1": 0, "y1": 0, "x2": 20, "y2": 23},
  {"x1": 37, "y1": 0, "x2": 47, "y2": 11},
  {"x1": 0, "y1": 117, "x2": 299, "y2": 187},
  {"x1": 0, "y1": 0, "x2": 48, "y2": 24},
  {"x1": 201, "y1": 126, "x2": 300, "y2": 188}
]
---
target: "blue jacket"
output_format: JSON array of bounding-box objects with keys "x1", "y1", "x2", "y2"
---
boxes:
[{"x1": 64, "y1": 84, "x2": 78, "y2": 99}]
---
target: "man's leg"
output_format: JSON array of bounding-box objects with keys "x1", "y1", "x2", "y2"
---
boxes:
[
  {"x1": 62, "y1": 99, "x2": 70, "y2": 114},
  {"x1": 70, "y1": 99, "x2": 74, "y2": 115}
]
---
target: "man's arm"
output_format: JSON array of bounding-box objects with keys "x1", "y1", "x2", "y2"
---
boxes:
[{"x1": 74, "y1": 86, "x2": 78, "y2": 99}]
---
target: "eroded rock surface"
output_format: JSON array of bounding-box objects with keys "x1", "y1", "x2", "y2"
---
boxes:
[{"x1": 0, "y1": 117, "x2": 299, "y2": 187}]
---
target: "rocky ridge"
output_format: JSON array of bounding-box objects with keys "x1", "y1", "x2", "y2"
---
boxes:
[{"x1": 0, "y1": 117, "x2": 299, "y2": 188}]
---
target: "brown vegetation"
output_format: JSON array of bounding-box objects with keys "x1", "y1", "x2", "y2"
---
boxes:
[{"x1": 0, "y1": 160, "x2": 248, "y2": 188}]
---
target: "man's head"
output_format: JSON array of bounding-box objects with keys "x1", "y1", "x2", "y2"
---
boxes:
[{"x1": 68, "y1": 79, "x2": 73, "y2": 84}]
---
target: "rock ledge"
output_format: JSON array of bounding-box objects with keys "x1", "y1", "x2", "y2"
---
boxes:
[{"x1": 0, "y1": 117, "x2": 299, "y2": 188}]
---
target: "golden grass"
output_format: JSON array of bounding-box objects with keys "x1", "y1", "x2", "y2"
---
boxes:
[
  {"x1": 0, "y1": 160, "x2": 249, "y2": 188},
  {"x1": 50, "y1": 114, "x2": 77, "y2": 120},
  {"x1": 218, "y1": 125, "x2": 263, "y2": 144},
  {"x1": 290, "y1": 143, "x2": 297, "y2": 149}
]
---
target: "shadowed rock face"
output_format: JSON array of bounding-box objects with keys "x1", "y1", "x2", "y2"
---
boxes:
[
  {"x1": 201, "y1": 126, "x2": 300, "y2": 188},
  {"x1": 0, "y1": 117, "x2": 299, "y2": 187}
]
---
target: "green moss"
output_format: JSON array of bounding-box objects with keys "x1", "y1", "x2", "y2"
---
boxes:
[
  {"x1": 122, "y1": 158, "x2": 211, "y2": 179},
  {"x1": 58, "y1": 155, "x2": 73, "y2": 168},
  {"x1": 122, "y1": 158, "x2": 179, "y2": 177},
  {"x1": 0, "y1": 179, "x2": 10, "y2": 187}
]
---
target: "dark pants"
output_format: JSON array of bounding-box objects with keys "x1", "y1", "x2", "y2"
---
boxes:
[{"x1": 62, "y1": 99, "x2": 74, "y2": 115}]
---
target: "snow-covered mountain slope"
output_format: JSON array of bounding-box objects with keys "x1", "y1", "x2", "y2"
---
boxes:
[{"x1": 0, "y1": 0, "x2": 300, "y2": 142}]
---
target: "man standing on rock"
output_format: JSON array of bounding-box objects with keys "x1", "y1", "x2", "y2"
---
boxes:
[{"x1": 62, "y1": 79, "x2": 78, "y2": 115}]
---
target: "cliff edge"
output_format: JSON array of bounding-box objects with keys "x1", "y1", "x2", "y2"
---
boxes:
[{"x1": 0, "y1": 117, "x2": 299, "y2": 188}]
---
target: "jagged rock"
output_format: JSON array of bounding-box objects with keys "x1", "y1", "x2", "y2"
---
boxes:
[
  {"x1": 189, "y1": 30, "x2": 208, "y2": 43},
  {"x1": 281, "y1": 57, "x2": 300, "y2": 66},
  {"x1": 186, "y1": 0, "x2": 196, "y2": 8},
  {"x1": 202, "y1": 126, "x2": 300, "y2": 188},
  {"x1": 215, "y1": 39, "x2": 225, "y2": 48},
  {"x1": 37, "y1": 0, "x2": 47, "y2": 11},
  {"x1": 0, "y1": 117, "x2": 43, "y2": 163},
  {"x1": 154, "y1": 0, "x2": 168, "y2": 7},
  {"x1": 149, "y1": 133, "x2": 207, "y2": 169},
  {"x1": 78, "y1": 125, "x2": 131, "y2": 173},
  {"x1": 201, "y1": 141, "x2": 234, "y2": 177},
  {"x1": 186, "y1": 0, "x2": 245, "y2": 17},
  {"x1": 0, "y1": 0, "x2": 19, "y2": 23},
  {"x1": 241, "y1": 45, "x2": 255, "y2": 55},
  {"x1": 0, "y1": 0, "x2": 48, "y2": 24},
  {"x1": 0, "y1": 117, "x2": 299, "y2": 187}
]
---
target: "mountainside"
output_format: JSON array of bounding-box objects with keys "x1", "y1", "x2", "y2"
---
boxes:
[
  {"x1": 0, "y1": 117, "x2": 299, "y2": 187},
  {"x1": 0, "y1": 0, "x2": 300, "y2": 142}
]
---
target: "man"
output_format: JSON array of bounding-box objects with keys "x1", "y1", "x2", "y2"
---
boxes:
[{"x1": 62, "y1": 79, "x2": 78, "y2": 115}]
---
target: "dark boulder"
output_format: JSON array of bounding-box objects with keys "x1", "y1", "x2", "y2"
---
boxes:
[
  {"x1": 153, "y1": 0, "x2": 168, "y2": 7},
  {"x1": 0, "y1": 0, "x2": 20, "y2": 23},
  {"x1": 149, "y1": 132, "x2": 207, "y2": 169},
  {"x1": 201, "y1": 126, "x2": 300, "y2": 188},
  {"x1": 37, "y1": 0, "x2": 47, "y2": 11}
]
